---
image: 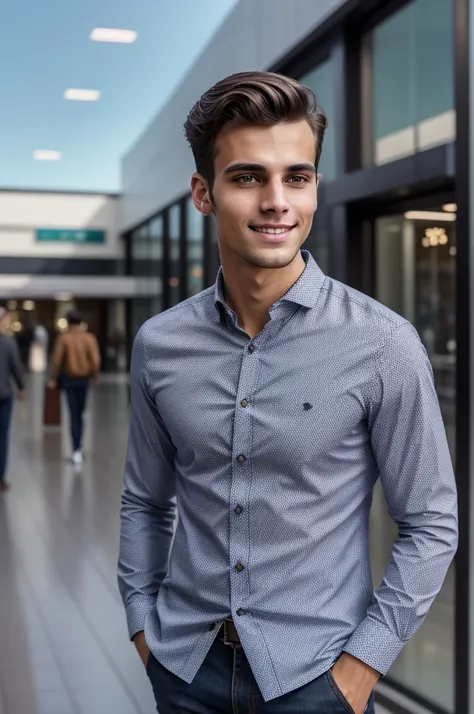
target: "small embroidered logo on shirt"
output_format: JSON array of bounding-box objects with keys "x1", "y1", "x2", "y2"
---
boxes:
[{"x1": 303, "y1": 403, "x2": 313, "y2": 411}]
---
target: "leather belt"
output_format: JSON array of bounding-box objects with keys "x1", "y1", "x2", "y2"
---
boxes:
[{"x1": 219, "y1": 618, "x2": 241, "y2": 646}]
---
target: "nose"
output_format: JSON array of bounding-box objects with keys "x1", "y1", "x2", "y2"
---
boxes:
[{"x1": 260, "y1": 179, "x2": 290, "y2": 215}]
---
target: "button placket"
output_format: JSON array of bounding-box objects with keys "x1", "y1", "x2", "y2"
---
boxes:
[{"x1": 228, "y1": 341, "x2": 260, "y2": 619}]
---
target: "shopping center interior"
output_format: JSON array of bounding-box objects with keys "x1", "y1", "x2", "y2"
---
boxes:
[{"x1": 1, "y1": 0, "x2": 472, "y2": 712}]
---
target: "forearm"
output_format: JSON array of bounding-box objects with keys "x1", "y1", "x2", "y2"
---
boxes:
[
  {"x1": 344, "y1": 512, "x2": 458, "y2": 674},
  {"x1": 118, "y1": 490, "x2": 176, "y2": 639}
]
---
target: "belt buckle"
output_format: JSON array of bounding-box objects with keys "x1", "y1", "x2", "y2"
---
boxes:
[{"x1": 221, "y1": 618, "x2": 239, "y2": 648}]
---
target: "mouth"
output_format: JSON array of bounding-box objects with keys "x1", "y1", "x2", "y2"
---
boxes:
[{"x1": 249, "y1": 225, "x2": 296, "y2": 243}]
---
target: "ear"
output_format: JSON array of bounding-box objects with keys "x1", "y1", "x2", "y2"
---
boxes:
[{"x1": 191, "y1": 173, "x2": 213, "y2": 216}]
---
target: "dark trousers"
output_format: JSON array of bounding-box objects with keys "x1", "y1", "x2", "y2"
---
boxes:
[
  {"x1": 0, "y1": 396, "x2": 13, "y2": 482},
  {"x1": 147, "y1": 636, "x2": 375, "y2": 714},
  {"x1": 64, "y1": 379, "x2": 89, "y2": 452}
]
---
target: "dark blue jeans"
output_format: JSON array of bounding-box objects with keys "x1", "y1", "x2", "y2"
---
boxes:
[
  {"x1": 0, "y1": 396, "x2": 13, "y2": 482},
  {"x1": 63, "y1": 379, "x2": 89, "y2": 451},
  {"x1": 147, "y1": 636, "x2": 375, "y2": 713}
]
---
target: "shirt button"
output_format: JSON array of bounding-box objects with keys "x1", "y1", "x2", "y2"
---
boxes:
[
  {"x1": 240, "y1": 399, "x2": 249, "y2": 408},
  {"x1": 236, "y1": 608, "x2": 245, "y2": 616},
  {"x1": 237, "y1": 455, "x2": 246, "y2": 464},
  {"x1": 235, "y1": 562, "x2": 245, "y2": 573},
  {"x1": 234, "y1": 505, "x2": 243, "y2": 515},
  {"x1": 248, "y1": 344, "x2": 255, "y2": 353}
]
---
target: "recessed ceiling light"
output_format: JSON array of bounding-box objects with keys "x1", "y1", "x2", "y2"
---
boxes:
[
  {"x1": 63, "y1": 88, "x2": 101, "y2": 101},
  {"x1": 404, "y1": 211, "x2": 456, "y2": 222},
  {"x1": 442, "y1": 203, "x2": 457, "y2": 213},
  {"x1": 90, "y1": 28, "x2": 137, "y2": 43},
  {"x1": 33, "y1": 150, "x2": 62, "y2": 161}
]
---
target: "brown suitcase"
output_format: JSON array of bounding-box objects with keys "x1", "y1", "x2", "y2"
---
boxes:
[{"x1": 43, "y1": 386, "x2": 61, "y2": 425}]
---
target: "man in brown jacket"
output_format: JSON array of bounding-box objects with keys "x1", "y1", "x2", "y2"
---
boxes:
[{"x1": 48, "y1": 310, "x2": 100, "y2": 465}]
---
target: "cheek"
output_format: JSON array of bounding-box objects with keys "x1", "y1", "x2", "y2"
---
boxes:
[
  {"x1": 218, "y1": 192, "x2": 256, "y2": 224},
  {"x1": 296, "y1": 191, "x2": 318, "y2": 220}
]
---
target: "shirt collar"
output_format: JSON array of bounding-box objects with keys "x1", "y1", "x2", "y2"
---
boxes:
[{"x1": 214, "y1": 250, "x2": 326, "y2": 318}]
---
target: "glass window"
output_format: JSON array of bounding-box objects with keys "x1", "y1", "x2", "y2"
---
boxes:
[
  {"x1": 364, "y1": 0, "x2": 454, "y2": 166},
  {"x1": 372, "y1": 206, "x2": 456, "y2": 711},
  {"x1": 168, "y1": 203, "x2": 181, "y2": 307},
  {"x1": 186, "y1": 197, "x2": 204, "y2": 297},
  {"x1": 130, "y1": 298, "x2": 150, "y2": 342},
  {"x1": 305, "y1": 183, "x2": 329, "y2": 274},
  {"x1": 300, "y1": 59, "x2": 336, "y2": 182},
  {"x1": 131, "y1": 225, "x2": 149, "y2": 277}
]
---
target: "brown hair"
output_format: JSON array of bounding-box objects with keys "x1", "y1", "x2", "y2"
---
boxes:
[{"x1": 184, "y1": 71, "x2": 327, "y2": 187}]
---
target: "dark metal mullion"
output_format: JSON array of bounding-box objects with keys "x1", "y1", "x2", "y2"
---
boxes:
[
  {"x1": 454, "y1": 0, "x2": 470, "y2": 712},
  {"x1": 203, "y1": 215, "x2": 218, "y2": 288},
  {"x1": 162, "y1": 209, "x2": 171, "y2": 311},
  {"x1": 331, "y1": 31, "x2": 349, "y2": 178},
  {"x1": 179, "y1": 199, "x2": 188, "y2": 302}
]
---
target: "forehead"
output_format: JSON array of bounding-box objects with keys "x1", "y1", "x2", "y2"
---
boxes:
[{"x1": 214, "y1": 120, "x2": 316, "y2": 170}]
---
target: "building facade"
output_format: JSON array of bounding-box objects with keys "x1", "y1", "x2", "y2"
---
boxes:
[{"x1": 120, "y1": 0, "x2": 474, "y2": 712}]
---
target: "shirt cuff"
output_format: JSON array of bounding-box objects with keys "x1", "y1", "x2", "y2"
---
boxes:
[
  {"x1": 342, "y1": 616, "x2": 405, "y2": 675},
  {"x1": 125, "y1": 595, "x2": 157, "y2": 641}
]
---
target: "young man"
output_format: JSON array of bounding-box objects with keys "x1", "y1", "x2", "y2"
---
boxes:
[
  {"x1": 48, "y1": 310, "x2": 100, "y2": 465},
  {"x1": 118, "y1": 72, "x2": 458, "y2": 714},
  {"x1": 0, "y1": 308, "x2": 25, "y2": 492}
]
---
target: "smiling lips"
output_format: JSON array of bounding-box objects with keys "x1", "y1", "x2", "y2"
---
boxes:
[{"x1": 250, "y1": 224, "x2": 296, "y2": 242}]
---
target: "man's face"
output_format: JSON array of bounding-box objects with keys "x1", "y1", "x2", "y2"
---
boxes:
[{"x1": 192, "y1": 120, "x2": 318, "y2": 270}]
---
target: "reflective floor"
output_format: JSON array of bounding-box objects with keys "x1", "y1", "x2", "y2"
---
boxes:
[
  {"x1": 0, "y1": 375, "x2": 156, "y2": 714},
  {"x1": 0, "y1": 375, "x2": 404, "y2": 713}
]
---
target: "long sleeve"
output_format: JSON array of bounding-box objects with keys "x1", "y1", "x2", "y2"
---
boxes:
[
  {"x1": 118, "y1": 324, "x2": 177, "y2": 640},
  {"x1": 343, "y1": 321, "x2": 458, "y2": 674},
  {"x1": 51, "y1": 335, "x2": 65, "y2": 379},
  {"x1": 8, "y1": 338, "x2": 25, "y2": 391},
  {"x1": 87, "y1": 333, "x2": 101, "y2": 376}
]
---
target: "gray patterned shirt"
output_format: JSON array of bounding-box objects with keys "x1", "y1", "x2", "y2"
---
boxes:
[{"x1": 118, "y1": 251, "x2": 458, "y2": 702}]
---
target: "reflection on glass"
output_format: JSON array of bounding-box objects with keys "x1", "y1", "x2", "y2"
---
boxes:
[
  {"x1": 365, "y1": 0, "x2": 454, "y2": 165},
  {"x1": 372, "y1": 208, "x2": 456, "y2": 711},
  {"x1": 131, "y1": 225, "x2": 149, "y2": 277},
  {"x1": 168, "y1": 204, "x2": 181, "y2": 306},
  {"x1": 187, "y1": 198, "x2": 204, "y2": 296},
  {"x1": 300, "y1": 59, "x2": 336, "y2": 182}
]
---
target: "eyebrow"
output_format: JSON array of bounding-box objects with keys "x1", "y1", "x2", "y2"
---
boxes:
[{"x1": 223, "y1": 162, "x2": 317, "y2": 174}]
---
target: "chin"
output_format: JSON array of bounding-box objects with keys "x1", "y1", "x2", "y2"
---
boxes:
[{"x1": 243, "y1": 246, "x2": 302, "y2": 270}]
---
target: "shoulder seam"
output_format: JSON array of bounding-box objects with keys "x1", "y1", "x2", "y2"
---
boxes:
[{"x1": 319, "y1": 283, "x2": 402, "y2": 328}]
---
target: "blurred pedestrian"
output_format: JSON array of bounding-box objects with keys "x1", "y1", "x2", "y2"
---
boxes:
[
  {"x1": 48, "y1": 310, "x2": 100, "y2": 466},
  {"x1": 0, "y1": 307, "x2": 25, "y2": 492}
]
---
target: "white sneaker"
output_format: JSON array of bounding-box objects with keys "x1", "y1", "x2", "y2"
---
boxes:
[{"x1": 72, "y1": 450, "x2": 83, "y2": 466}]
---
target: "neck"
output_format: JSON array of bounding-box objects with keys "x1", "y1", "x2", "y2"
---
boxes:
[{"x1": 221, "y1": 250, "x2": 306, "y2": 338}]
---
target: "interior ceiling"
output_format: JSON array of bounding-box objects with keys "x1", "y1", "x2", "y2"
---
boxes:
[{"x1": 0, "y1": 0, "x2": 239, "y2": 194}]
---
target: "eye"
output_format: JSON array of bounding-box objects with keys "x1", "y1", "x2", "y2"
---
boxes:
[
  {"x1": 235, "y1": 174, "x2": 258, "y2": 184},
  {"x1": 287, "y1": 175, "x2": 309, "y2": 184}
]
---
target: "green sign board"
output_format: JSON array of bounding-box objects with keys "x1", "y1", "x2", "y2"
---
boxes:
[{"x1": 36, "y1": 229, "x2": 106, "y2": 244}]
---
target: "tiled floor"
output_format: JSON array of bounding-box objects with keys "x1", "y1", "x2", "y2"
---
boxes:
[
  {"x1": 0, "y1": 374, "x2": 436, "y2": 713},
  {"x1": 0, "y1": 375, "x2": 156, "y2": 714}
]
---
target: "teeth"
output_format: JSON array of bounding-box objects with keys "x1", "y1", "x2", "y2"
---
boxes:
[{"x1": 255, "y1": 227, "x2": 290, "y2": 234}]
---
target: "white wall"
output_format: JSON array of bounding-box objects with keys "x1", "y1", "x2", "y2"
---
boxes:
[
  {"x1": 0, "y1": 191, "x2": 122, "y2": 259},
  {"x1": 121, "y1": 0, "x2": 346, "y2": 231}
]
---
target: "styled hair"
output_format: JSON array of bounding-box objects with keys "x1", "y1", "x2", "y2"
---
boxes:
[
  {"x1": 66, "y1": 309, "x2": 82, "y2": 326},
  {"x1": 184, "y1": 71, "x2": 327, "y2": 187}
]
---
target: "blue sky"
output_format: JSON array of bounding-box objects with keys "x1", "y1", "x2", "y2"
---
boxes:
[{"x1": 0, "y1": 0, "x2": 239, "y2": 193}]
